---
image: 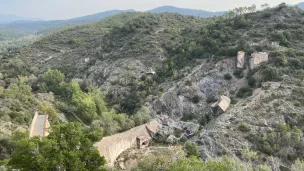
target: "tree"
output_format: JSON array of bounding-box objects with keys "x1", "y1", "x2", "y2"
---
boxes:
[
  {"x1": 184, "y1": 141, "x2": 200, "y2": 157},
  {"x1": 130, "y1": 106, "x2": 151, "y2": 126},
  {"x1": 41, "y1": 69, "x2": 65, "y2": 94},
  {"x1": 9, "y1": 122, "x2": 106, "y2": 171}
]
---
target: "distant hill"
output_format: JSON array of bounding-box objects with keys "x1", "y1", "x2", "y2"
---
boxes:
[
  {"x1": 1, "y1": 9, "x2": 135, "y2": 33},
  {"x1": 68, "y1": 9, "x2": 135, "y2": 23},
  {"x1": 148, "y1": 6, "x2": 225, "y2": 18},
  {"x1": 0, "y1": 14, "x2": 40, "y2": 24},
  {"x1": 3, "y1": 20, "x2": 64, "y2": 33},
  {"x1": 297, "y1": 2, "x2": 304, "y2": 9}
]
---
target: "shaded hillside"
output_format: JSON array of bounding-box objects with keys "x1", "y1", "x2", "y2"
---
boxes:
[{"x1": 149, "y1": 6, "x2": 225, "y2": 17}]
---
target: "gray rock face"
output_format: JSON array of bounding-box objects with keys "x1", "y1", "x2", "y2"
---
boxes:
[
  {"x1": 198, "y1": 75, "x2": 223, "y2": 99},
  {"x1": 155, "y1": 116, "x2": 200, "y2": 144}
]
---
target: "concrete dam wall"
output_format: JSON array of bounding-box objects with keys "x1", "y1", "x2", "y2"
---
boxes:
[{"x1": 94, "y1": 120, "x2": 159, "y2": 166}]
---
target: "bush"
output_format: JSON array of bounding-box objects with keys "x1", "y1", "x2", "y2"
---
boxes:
[
  {"x1": 9, "y1": 123, "x2": 106, "y2": 170},
  {"x1": 40, "y1": 70, "x2": 65, "y2": 94},
  {"x1": 230, "y1": 98, "x2": 238, "y2": 104},
  {"x1": 294, "y1": 102, "x2": 301, "y2": 107},
  {"x1": 130, "y1": 106, "x2": 151, "y2": 126},
  {"x1": 224, "y1": 73, "x2": 232, "y2": 80},
  {"x1": 192, "y1": 95, "x2": 200, "y2": 103},
  {"x1": 261, "y1": 67, "x2": 281, "y2": 82},
  {"x1": 181, "y1": 114, "x2": 196, "y2": 122},
  {"x1": 238, "y1": 122, "x2": 250, "y2": 132},
  {"x1": 248, "y1": 77, "x2": 256, "y2": 87},
  {"x1": 233, "y1": 69, "x2": 244, "y2": 78},
  {"x1": 184, "y1": 141, "x2": 200, "y2": 157},
  {"x1": 236, "y1": 87, "x2": 253, "y2": 98}
]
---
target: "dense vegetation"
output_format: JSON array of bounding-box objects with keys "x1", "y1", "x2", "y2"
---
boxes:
[
  {"x1": 134, "y1": 146, "x2": 304, "y2": 171},
  {"x1": 9, "y1": 123, "x2": 105, "y2": 171},
  {"x1": 0, "y1": 57, "x2": 151, "y2": 169},
  {"x1": 0, "y1": 28, "x2": 39, "y2": 53}
]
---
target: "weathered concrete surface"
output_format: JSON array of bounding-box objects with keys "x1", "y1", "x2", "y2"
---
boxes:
[
  {"x1": 237, "y1": 51, "x2": 245, "y2": 68},
  {"x1": 211, "y1": 96, "x2": 231, "y2": 115},
  {"x1": 250, "y1": 52, "x2": 269, "y2": 69},
  {"x1": 29, "y1": 112, "x2": 50, "y2": 137},
  {"x1": 94, "y1": 120, "x2": 159, "y2": 166}
]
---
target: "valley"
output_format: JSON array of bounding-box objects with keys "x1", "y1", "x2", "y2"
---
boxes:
[{"x1": 0, "y1": 2, "x2": 304, "y2": 171}]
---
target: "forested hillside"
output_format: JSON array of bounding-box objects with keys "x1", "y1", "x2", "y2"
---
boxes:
[{"x1": 1, "y1": 2, "x2": 304, "y2": 170}]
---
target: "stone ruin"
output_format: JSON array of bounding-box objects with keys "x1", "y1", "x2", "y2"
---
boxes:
[
  {"x1": 94, "y1": 120, "x2": 159, "y2": 166},
  {"x1": 236, "y1": 51, "x2": 269, "y2": 69},
  {"x1": 237, "y1": 51, "x2": 245, "y2": 68},
  {"x1": 250, "y1": 52, "x2": 269, "y2": 69},
  {"x1": 211, "y1": 96, "x2": 231, "y2": 115},
  {"x1": 29, "y1": 112, "x2": 50, "y2": 137}
]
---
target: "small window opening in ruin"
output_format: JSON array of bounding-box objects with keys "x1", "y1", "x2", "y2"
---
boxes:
[{"x1": 142, "y1": 141, "x2": 148, "y2": 146}]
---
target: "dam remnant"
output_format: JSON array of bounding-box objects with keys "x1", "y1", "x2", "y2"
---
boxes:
[{"x1": 94, "y1": 120, "x2": 159, "y2": 166}]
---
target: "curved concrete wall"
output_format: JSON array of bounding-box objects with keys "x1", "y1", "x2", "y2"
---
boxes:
[{"x1": 94, "y1": 120, "x2": 159, "y2": 166}]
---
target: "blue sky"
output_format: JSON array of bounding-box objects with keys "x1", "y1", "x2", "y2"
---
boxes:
[{"x1": 0, "y1": 0, "x2": 303, "y2": 20}]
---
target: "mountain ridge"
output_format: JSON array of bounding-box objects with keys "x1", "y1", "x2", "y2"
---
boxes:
[
  {"x1": 1, "y1": 6, "x2": 225, "y2": 33},
  {"x1": 148, "y1": 6, "x2": 225, "y2": 17},
  {"x1": 0, "y1": 14, "x2": 41, "y2": 24},
  {"x1": 297, "y1": 2, "x2": 304, "y2": 9}
]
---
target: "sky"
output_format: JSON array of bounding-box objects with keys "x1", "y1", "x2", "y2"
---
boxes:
[{"x1": 0, "y1": 0, "x2": 303, "y2": 20}]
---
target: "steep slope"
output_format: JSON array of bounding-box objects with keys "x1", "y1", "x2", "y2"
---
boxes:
[
  {"x1": 5, "y1": 3, "x2": 304, "y2": 169},
  {"x1": 149, "y1": 6, "x2": 225, "y2": 17}
]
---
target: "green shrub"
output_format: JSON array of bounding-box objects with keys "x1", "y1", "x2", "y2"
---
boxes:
[
  {"x1": 236, "y1": 87, "x2": 253, "y2": 98},
  {"x1": 230, "y1": 98, "x2": 238, "y2": 104},
  {"x1": 294, "y1": 102, "x2": 301, "y2": 107},
  {"x1": 130, "y1": 106, "x2": 151, "y2": 126},
  {"x1": 192, "y1": 95, "x2": 200, "y2": 103},
  {"x1": 184, "y1": 141, "x2": 200, "y2": 157},
  {"x1": 238, "y1": 122, "x2": 250, "y2": 132},
  {"x1": 181, "y1": 114, "x2": 196, "y2": 122},
  {"x1": 40, "y1": 69, "x2": 65, "y2": 94},
  {"x1": 261, "y1": 67, "x2": 281, "y2": 82},
  {"x1": 199, "y1": 115, "x2": 213, "y2": 126},
  {"x1": 248, "y1": 77, "x2": 256, "y2": 87},
  {"x1": 224, "y1": 73, "x2": 232, "y2": 80},
  {"x1": 233, "y1": 69, "x2": 244, "y2": 78}
]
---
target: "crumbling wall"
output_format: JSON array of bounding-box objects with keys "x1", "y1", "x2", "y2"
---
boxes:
[
  {"x1": 29, "y1": 112, "x2": 50, "y2": 137},
  {"x1": 237, "y1": 51, "x2": 245, "y2": 68},
  {"x1": 250, "y1": 52, "x2": 269, "y2": 69},
  {"x1": 94, "y1": 120, "x2": 159, "y2": 166}
]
